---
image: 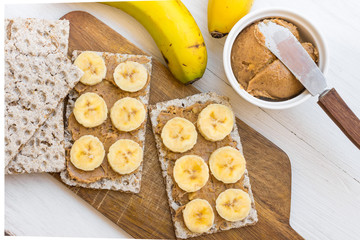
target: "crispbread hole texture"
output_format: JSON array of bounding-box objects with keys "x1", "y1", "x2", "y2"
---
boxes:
[
  {"x1": 5, "y1": 52, "x2": 82, "y2": 167},
  {"x1": 6, "y1": 102, "x2": 66, "y2": 174},
  {"x1": 5, "y1": 18, "x2": 69, "y2": 56}
]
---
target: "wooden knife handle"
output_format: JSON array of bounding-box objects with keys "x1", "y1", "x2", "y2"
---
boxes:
[{"x1": 318, "y1": 88, "x2": 360, "y2": 149}]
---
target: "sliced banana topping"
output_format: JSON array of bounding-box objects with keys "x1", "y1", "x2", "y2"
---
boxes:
[
  {"x1": 173, "y1": 155, "x2": 209, "y2": 192},
  {"x1": 107, "y1": 139, "x2": 143, "y2": 175},
  {"x1": 110, "y1": 97, "x2": 146, "y2": 132},
  {"x1": 70, "y1": 135, "x2": 105, "y2": 171},
  {"x1": 74, "y1": 51, "x2": 106, "y2": 85},
  {"x1": 113, "y1": 61, "x2": 148, "y2": 92},
  {"x1": 209, "y1": 146, "x2": 246, "y2": 183},
  {"x1": 197, "y1": 104, "x2": 234, "y2": 141},
  {"x1": 73, "y1": 92, "x2": 108, "y2": 128},
  {"x1": 161, "y1": 117, "x2": 197, "y2": 153},
  {"x1": 183, "y1": 199, "x2": 214, "y2": 233},
  {"x1": 216, "y1": 188, "x2": 251, "y2": 222}
]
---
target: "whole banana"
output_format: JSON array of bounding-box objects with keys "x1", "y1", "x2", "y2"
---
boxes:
[
  {"x1": 208, "y1": 0, "x2": 254, "y2": 38},
  {"x1": 103, "y1": 1, "x2": 207, "y2": 84}
]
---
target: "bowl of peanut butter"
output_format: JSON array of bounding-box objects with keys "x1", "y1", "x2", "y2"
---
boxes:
[{"x1": 223, "y1": 8, "x2": 328, "y2": 109}]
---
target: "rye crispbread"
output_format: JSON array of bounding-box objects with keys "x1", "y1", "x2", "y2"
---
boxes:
[
  {"x1": 5, "y1": 18, "x2": 69, "y2": 56},
  {"x1": 4, "y1": 18, "x2": 78, "y2": 173},
  {"x1": 4, "y1": 52, "x2": 82, "y2": 169},
  {"x1": 60, "y1": 51, "x2": 152, "y2": 193},
  {"x1": 6, "y1": 102, "x2": 66, "y2": 174},
  {"x1": 149, "y1": 92, "x2": 258, "y2": 239}
]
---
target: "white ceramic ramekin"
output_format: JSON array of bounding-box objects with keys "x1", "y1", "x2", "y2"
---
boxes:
[{"x1": 223, "y1": 8, "x2": 328, "y2": 109}]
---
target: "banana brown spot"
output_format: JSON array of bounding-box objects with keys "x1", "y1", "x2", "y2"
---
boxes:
[
  {"x1": 210, "y1": 31, "x2": 227, "y2": 38},
  {"x1": 161, "y1": 52, "x2": 169, "y2": 64},
  {"x1": 188, "y1": 42, "x2": 205, "y2": 48}
]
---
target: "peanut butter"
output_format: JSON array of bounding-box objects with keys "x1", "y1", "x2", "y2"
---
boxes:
[
  {"x1": 231, "y1": 18, "x2": 319, "y2": 100},
  {"x1": 155, "y1": 102, "x2": 249, "y2": 231},
  {"x1": 66, "y1": 53, "x2": 150, "y2": 183}
]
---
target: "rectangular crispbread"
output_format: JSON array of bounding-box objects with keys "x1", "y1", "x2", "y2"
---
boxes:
[
  {"x1": 6, "y1": 103, "x2": 66, "y2": 173},
  {"x1": 4, "y1": 18, "x2": 78, "y2": 173},
  {"x1": 60, "y1": 51, "x2": 152, "y2": 193},
  {"x1": 5, "y1": 18, "x2": 69, "y2": 56},
  {"x1": 149, "y1": 92, "x2": 258, "y2": 239},
  {"x1": 4, "y1": 52, "x2": 82, "y2": 169}
]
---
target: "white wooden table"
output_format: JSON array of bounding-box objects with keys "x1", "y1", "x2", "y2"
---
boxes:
[{"x1": 5, "y1": 1, "x2": 360, "y2": 239}]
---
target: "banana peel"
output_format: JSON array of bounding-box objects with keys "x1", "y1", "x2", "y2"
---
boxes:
[
  {"x1": 208, "y1": 0, "x2": 254, "y2": 38},
  {"x1": 103, "y1": 1, "x2": 207, "y2": 85}
]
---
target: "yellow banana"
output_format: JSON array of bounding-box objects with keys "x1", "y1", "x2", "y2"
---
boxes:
[
  {"x1": 103, "y1": 1, "x2": 207, "y2": 84},
  {"x1": 208, "y1": 0, "x2": 254, "y2": 38}
]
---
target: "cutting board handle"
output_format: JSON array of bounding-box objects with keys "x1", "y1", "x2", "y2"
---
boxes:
[{"x1": 318, "y1": 88, "x2": 360, "y2": 149}]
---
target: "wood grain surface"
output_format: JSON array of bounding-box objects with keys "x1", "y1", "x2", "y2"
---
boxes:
[
  {"x1": 318, "y1": 88, "x2": 360, "y2": 149},
  {"x1": 51, "y1": 11, "x2": 302, "y2": 239}
]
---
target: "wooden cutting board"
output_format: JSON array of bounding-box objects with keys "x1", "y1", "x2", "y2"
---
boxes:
[{"x1": 52, "y1": 11, "x2": 303, "y2": 239}]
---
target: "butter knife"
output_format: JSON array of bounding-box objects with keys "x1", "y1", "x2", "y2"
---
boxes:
[{"x1": 258, "y1": 21, "x2": 360, "y2": 149}]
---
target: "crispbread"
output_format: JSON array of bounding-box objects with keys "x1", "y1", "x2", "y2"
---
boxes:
[
  {"x1": 4, "y1": 17, "x2": 74, "y2": 173},
  {"x1": 6, "y1": 102, "x2": 66, "y2": 174},
  {"x1": 60, "y1": 51, "x2": 152, "y2": 193},
  {"x1": 4, "y1": 52, "x2": 82, "y2": 168},
  {"x1": 149, "y1": 92, "x2": 258, "y2": 239},
  {"x1": 5, "y1": 18, "x2": 69, "y2": 56}
]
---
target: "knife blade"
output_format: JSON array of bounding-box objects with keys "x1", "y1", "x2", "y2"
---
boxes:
[
  {"x1": 257, "y1": 21, "x2": 327, "y2": 96},
  {"x1": 257, "y1": 20, "x2": 360, "y2": 149}
]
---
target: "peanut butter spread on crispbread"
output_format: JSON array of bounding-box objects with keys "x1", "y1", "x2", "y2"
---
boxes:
[
  {"x1": 155, "y1": 102, "x2": 250, "y2": 231},
  {"x1": 66, "y1": 53, "x2": 150, "y2": 183}
]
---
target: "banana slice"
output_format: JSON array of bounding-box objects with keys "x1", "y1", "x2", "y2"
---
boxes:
[
  {"x1": 70, "y1": 135, "x2": 105, "y2": 171},
  {"x1": 209, "y1": 146, "x2": 246, "y2": 183},
  {"x1": 74, "y1": 51, "x2": 106, "y2": 85},
  {"x1": 161, "y1": 117, "x2": 197, "y2": 153},
  {"x1": 107, "y1": 139, "x2": 143, "y2": 174},
  {"x1": 183, "y1": 199, "x2": 214, "y2": 233},
  {"x1": 197, "y1": 104, "x2": 234, "y2": 141},
  {"x1": 73, "y1": 92, "x2": 108, "y2": 128},
  {"x1": 216, "y1": 188, "x2": 251, "y2": 222},
  {"x1": 110, "y1": 97, "x2": 146, "y2": 132},
  {"x1": 173, "y1": 155, "x2": 209, "y2": 192},
  {"x1": 113, "y1": 61, "x2": 148, "y2": 92}
]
